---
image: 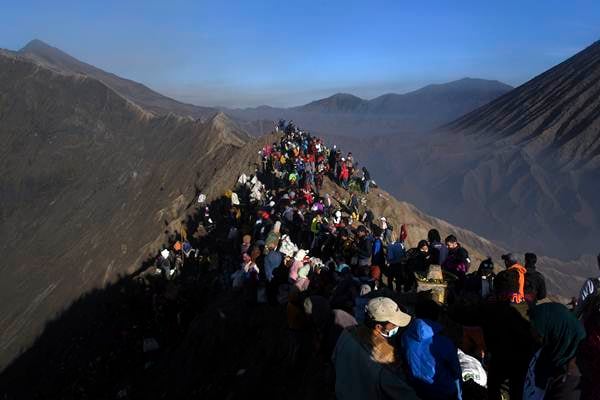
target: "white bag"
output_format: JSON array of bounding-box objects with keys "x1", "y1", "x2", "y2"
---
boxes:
[{"x1": 458, "y1": 349, "x2": 487, "y2": 387}]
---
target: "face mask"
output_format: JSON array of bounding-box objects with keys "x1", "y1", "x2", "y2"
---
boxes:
[{"x1": 381, "y1": 326, "x2": 399, "y2": 338}]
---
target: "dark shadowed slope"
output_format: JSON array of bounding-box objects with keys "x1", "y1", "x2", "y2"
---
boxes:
[
  {"x1": 0, "y1": 50, "x2": 255, "y2": 369},
  {"x1": 17, "y1": 39, "x2": 216, "y2": 120},
  {"x1": 227, "y1": 78, "x2": 512, "y2": 137}
]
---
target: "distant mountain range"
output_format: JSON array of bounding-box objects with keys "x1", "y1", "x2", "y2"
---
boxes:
[
  {"x1": 226, "y1": 78, "x2": 512, "y2": 136},
  {"x1": 296, "y1": 78, "x2": 512, "y2": 115}
]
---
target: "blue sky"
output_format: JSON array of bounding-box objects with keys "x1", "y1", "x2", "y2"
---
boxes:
[{"x1": 1, "y1": 0, "x2": 599, "y2": 107}]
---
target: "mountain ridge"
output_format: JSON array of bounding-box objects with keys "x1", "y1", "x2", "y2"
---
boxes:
[{"x1": 17, "y1": 39, "x2": 217, "y2": 120}]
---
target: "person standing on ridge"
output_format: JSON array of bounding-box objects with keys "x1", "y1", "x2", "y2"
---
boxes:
[
  {"x1": 442, "y1": 235, "x2": 470, "y2": 284},
  {"x1": 387, "y1": 230, "x2": 408, "y2": 292},
  {"x1": 361, "y1": 166, "x2": 371, "y2": 194},
  {"x1": 523, "y1": 252, "x2": 547, "y2": 305},
  {"x1": 495, "y1": 253, "x2": 527, "y2": 304},
  {"x1": 428, "y1": 229, "x2": 448, "y2": 266},
  {"x1": 484, "y1": 253, "x2": 534, "y2": 400}
]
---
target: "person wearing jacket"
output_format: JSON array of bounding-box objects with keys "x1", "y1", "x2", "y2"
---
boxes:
[
  {"x1": 524, "y1": 252, "x2": 547, "y2": 305},
  {"x1": 407, "y1": 240, "x2": 432, "y2": 275},
  {"x1": 339, "y1": 160, "x2": 349, "y2": 189},
  {"x1": 523, "y1": 303, "x2": 586, "y2": 400},
  {"x1": 362, "y1": 166, "x2": 371, "y2": 194},
  {"x1": 428, "y1": 229, "x2": 448, "y2": 265},
  {"x1": 371, "y1": 226, "x2": 386, "y2": 269},
  {"x1": 333, "y1": 297, "x2": 418, "y2": 400},
  {"x1": 465, "y1": 257, "x2": 495, "y2": 301},
  {"x1": 495, "y1": 253, "x2": 527, "y2": 304},
  {"x1": 401, "y1": 317, "x2": 462, "y2": 400},
  {"x1": 442, "y1": 235, "x2": 470, "y2": 280},
  {"x1": 387, "y1": 233, "x2": 407, "y2": 292},
  {"x1": 355, "y1": 225, "x2": 373, "y2": 269}
]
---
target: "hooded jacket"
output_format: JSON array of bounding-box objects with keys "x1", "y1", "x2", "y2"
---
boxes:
[
  {"x1": 495, "y1": 263, "x2": 527, "y2": 303},
  {"x1": 401, "y1": 319, "x2": 462, "y2": 400}
]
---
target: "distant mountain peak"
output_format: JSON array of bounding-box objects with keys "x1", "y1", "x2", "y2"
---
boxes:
[
  {"x1": 294, "y1": 92, "x2": 367, "y2": 113},
  {"x1": 16, "y1": 38, "x2": 217, "y2": 120},
  {"x1": 20, "y1": 38, "x2": 53, "y2": 51},
  {"x1": 19, "y1": 39, "x2": 72, "y2": 60},
  {"x1": 329, "y1": 92, "x2": 364, "y2": 100},
  {"x1": 207, "y1": 111, "x2": 249, "y2": 147}
]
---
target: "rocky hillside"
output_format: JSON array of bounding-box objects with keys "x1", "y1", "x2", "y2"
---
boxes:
[
  {"x1": 0, "y1": 50, "x2": 257, "y2": 370},
  {"x1": 439, "y1": 40, "x2": 600, "y2": 259}
]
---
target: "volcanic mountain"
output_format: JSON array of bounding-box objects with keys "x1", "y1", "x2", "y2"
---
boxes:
[
  {"x1": 227, "y1": 78, "x2": 512, "y2": 136},
  {"x1": 17, "y1": 39, "x2": 216, "y2": 120},
  {"x1": 331, "y1": 40, "x2": 600, "y2": 260},
  {"x1": 0, "y1": 40, "x2": 592, "y2": 377}
]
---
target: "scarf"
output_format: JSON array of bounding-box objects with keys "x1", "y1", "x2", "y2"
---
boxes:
[{"x1": 530, "y1": 303, "x2": 586, "y2": 388}]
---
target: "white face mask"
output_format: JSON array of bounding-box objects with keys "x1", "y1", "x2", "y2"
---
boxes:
[{"x1": 381, "y1": 326, "x2": 399, "y2": 338}]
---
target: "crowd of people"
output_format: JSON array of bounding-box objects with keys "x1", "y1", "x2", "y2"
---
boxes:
[{"x1": 151, "y1": 121, "x2": 600, "y2": 400}]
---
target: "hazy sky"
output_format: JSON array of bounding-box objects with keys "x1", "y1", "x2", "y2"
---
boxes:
[{"x1": 2, "y1": 0, "x2": 599, "y2": 107}]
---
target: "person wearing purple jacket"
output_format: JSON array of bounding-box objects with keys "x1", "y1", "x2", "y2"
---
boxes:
[{"x1": 442, "y1": 235, "x2": 471, "y2": 280}]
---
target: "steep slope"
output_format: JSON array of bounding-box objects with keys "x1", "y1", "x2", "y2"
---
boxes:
[
  {"x1": 17, "y1": 39, "x2": 216, "y2": 120},
  {"x1": 228, "y1": 78, "x2": 512, "y2": 137},
  {"x1": 331, "y1": 41, "x2": 600, "y2": 259},
  {"x1": 439, "y1": 41, "x2": 600, "y2": 258},
  {"x1": 0, "y1": 51, "x2": 256, "y2": 369}
]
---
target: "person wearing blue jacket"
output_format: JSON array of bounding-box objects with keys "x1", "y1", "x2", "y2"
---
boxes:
[{"x1": 401, "y1": 313, "x2": 462, "y2": 400}]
